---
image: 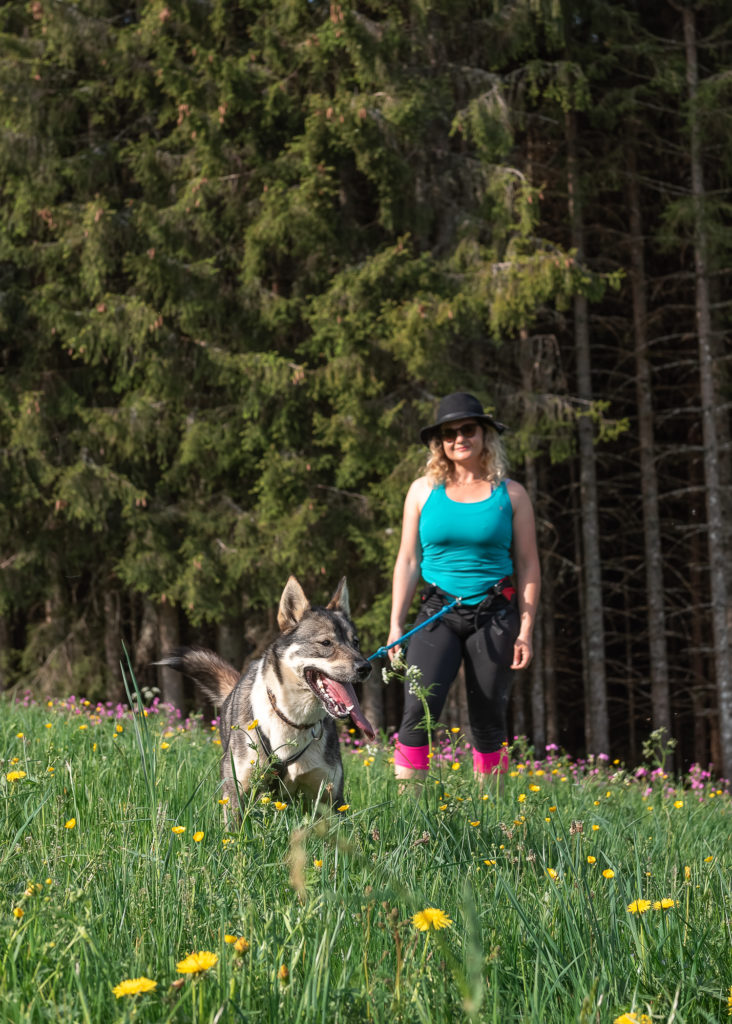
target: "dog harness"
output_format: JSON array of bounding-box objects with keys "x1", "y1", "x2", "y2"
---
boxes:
[{"x1": 252, "y1": 688, "x2": 325, "y2": 777}]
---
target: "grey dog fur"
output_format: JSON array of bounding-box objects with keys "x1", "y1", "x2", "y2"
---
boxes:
[{"x1": 158, "y1": 576, "x2": 374, "y2": 819}]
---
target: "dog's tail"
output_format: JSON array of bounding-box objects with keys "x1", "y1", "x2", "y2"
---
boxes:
[{"x1": 154, "y1": 647, "x2": 240, "y2": 704}]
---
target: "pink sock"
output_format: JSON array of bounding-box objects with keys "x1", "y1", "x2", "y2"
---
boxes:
[
  {"x1": 394, "y1": 741, "x2": 429, "y2": 770},
  {"x1": 473, "y1": 748, "x2": 509, "y2": 774}
]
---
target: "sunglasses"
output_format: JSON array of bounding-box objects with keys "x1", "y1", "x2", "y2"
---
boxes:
[{"x1": 440, "y1": 421, "x2": 479, "y2": 443}]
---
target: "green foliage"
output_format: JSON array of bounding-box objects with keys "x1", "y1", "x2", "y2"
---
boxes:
[{"x1": 11, "y1": 0, "x2": 732, "y2": 719}]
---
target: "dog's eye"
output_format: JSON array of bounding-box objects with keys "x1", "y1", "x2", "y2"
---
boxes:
[
  {"x1": 352, "y1": 637, "x2": 360, "y2": 649},
  {"x1": 319, "y1": 639, "x2": 333, "y2": 648}
]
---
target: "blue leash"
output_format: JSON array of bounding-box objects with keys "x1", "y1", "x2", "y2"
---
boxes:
[{"x1": 367, "y1": 598, "x2": 461, "y2": 662}]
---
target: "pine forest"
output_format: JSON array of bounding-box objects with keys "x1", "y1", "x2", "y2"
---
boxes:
[{"x1": 1, "y1": 0, "x2": 731, "y2": 778}]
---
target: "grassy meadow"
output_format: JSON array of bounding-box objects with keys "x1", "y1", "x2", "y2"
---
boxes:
[{"x1": 1, "y1": 688, "x2": 731, "y2": 1024}]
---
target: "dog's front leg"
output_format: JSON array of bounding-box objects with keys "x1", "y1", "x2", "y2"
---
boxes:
[{"x1": 221, "y1": 746, "x2": 257, "y2": 828}]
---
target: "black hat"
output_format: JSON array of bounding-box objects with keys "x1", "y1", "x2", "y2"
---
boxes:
[{"x1": 420, "y1": 392, "x2": 505, "y2": 445}]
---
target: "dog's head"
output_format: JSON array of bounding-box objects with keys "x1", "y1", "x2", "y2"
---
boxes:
[{"x1": 274, "y1": 576, "x2": 376, "y2": 740}]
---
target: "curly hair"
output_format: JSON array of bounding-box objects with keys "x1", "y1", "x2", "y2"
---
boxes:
[{"x1": 424, "y1": 426, "x2": 508, "y2": 488}]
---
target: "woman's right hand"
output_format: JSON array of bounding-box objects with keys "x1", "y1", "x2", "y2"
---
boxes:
[{"x1": 386, "y1": 625, "x2": 404, "y2": 662}]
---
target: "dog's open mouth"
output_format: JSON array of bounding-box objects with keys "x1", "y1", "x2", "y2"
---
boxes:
[{"x1": 305, "y1": 669, "x2": 375, "y2": 739}]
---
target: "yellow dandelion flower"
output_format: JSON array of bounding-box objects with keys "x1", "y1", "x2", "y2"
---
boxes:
[
  {"x1": 469, "y1": 820, "x2": 480, "y2": 827},
  {"x1": 592, "y1": 824, "x2": 600, "y2": 831},
  {"x1": 451, "y1": 762, "x2": 461, "y2": 771},
  {"x1": 260, "y1": 796, "x2": 271, "y2": 805},
  {"x1": 517, "y1": 793, "x2": 526, "y2": 803},
  {"x1": 45, "y1": 723, "x2": 52, "y2": 729},
  {"x1": 548, "y1": 805, "x2": 557, "y2": 812},
  {"x1": 547, "y1": 868, "x2": 558, "y2": 880},
  {"x1": 703, "y1": 855, "x2": 713, "y2": 863},
  {"x1": 6, "y1": 770, "x2": 26, "y2": 782},
  {"x1": 684, "y1": 865, "x2": 691, "y2": 880},
  {"x1": 313, "y1": 858, "x2": 323, "y2": 868},
  {"x1": 602, "y1": 869, "x2": 614, "y2": 879},
  {"x1": 16, "y1": 732, "x2": 24, "y2": 739},
  {"x1": 218, "y1": 796, "x2": 229, "y2": 805},
  {"x1": 222, "y1": 838, "x2": 234, "y2": 846},
  {"x1": 273, "y1": 801, "x2": 287, "y2": 811},
  {"x1": 613, "y1": 1013, "x2": 652, "y2": 1024},
  {"x1": 652, "y1": 898, "x2": 676, "y2": 910},
  {"x1": 10, "y1": 757, "x2": 19, "y2": 764},
  {"x1": 116, "y1": 724, "x2": 123, "y2": 734},
  {"x1": 13, "y1": 907, "x2": 24, "y2": 919},
  {"x1": 112, "y1": 977, "x2": 157, "y2": 998},
  {"x1": 483, "y1": 859, "x2": 496, "y2": 866},
  {"x1": 224, "y1": 935, "x2": 237, "y2": 944},
  {"x1": 193, "y1": 831, "x2": 204, "y2": 842},
  {"x1": 160, "y1": 742, "x2": 170, "y2": 750},
  {"x1": 412, "y1": 907, "x2": 453, "y2": 931},
  {"x1": 439, "y1": 804, "x2": 448, "y2": 811},
  {"x1": 587, "y1": 856, "x2": 596, "y2": 864},
  {"x1": 171, "y1": 825, "x2": 185, "y2": 834},
  {"x1": 529, "y1": 784, "x2": 541, "y2": 792},
  {"x1": 47, "y1": 766, "x2": 55, "y2": 773},
  {"x1": 234, "y1": 937, "x2": 250, "y2": 954},
  {"x1": 627, "y1": 899, "x2": 651, "y2": 914},
  {"x1": 247, "y1": 720, "x2": 258, "y2": 730},
  {"x1": 673, "y1": 800, "x2": 683, "y2": 809},
  {"x1": 337, "y1": 804, "x2": 350, "y2": 812},
  {"x1": 450, "y1": 726, "x2": 460, "y2": 733},
  {"x1": 176, "y1": 951, "x2": 218, "y2": 974},
  {"x1": 78, "y1": 724, "x2": 87, "y2": 731},
  {"x1": 277, "y1": 964, "x2": 289, "y2": 982},
  {"x1": 65, "y1": 818, "x2": 76, "y2": 830}
]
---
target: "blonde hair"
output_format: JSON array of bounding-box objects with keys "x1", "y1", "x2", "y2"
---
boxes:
[{"x1": 424, "y1": 425, "x2": 508, "y2": 487}]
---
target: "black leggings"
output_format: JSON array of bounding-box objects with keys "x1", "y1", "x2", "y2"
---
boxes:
[{"x1": 397, "y1": 588, "x2": 520, "y2": 753}]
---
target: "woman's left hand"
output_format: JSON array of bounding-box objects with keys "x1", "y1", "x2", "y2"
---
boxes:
[{"x1": 511, "y1": 637, "x2": 533, "y2": 670}]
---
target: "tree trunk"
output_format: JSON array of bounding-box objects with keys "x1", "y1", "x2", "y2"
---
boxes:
[
  {"x1": 103, "y1": 586, "x2": 122, "y2": 700},
  {"x1": 542, "y1": 551, "x2": 558, "y2": 749},
  {"x1": 626, "y1": 139, "x2": 672, "y2": 746},
  {"x1": 0, "y1": 615, "x2": 9, "y2": 692},
  {"x1": 216, "y1": 620, "x2": 246, "y2": 673},
  {"x1": 683, "y1": 6, "x2": 732, "y2": 778},
  {"x1": 157, "y1": 600, "x2": 184, "y2": 710},
  {"x1": 524, "y1": 453, "x2": 545, "y2": 756},
  {"x1": 566, "y1": 108, "x2": 609, "y2": 755},
  {"x1": 133, "y1": 596, "x2": 159, "y2": 691},
  {"x1": 359, "y1": 664, "x2": 385, "y2": 736}
]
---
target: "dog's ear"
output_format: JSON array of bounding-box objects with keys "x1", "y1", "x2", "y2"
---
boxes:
[
  {"x1": 326, "y1": 576, "x2": 350, "y2": 617},
  {"x1": 278, "y1": 576, "x2": 310, "y2": 632}
]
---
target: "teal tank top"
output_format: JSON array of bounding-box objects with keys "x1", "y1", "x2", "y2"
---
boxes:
[{"x1": 418, "y1": 481, "x2": 514, "y2": 604}]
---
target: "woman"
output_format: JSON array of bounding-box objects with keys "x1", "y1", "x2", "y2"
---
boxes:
[{"x1": 388, "y1": 392, "x2": 540, "y2": 780}]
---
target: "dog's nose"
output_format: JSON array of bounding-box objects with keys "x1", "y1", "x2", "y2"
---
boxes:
[{"x1": 356, "y1": 659, "x2": 372, "y2": 681}]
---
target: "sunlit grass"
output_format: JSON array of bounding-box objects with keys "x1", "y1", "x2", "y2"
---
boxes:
[{"x1": 1, "y1": 692, "x2": 730, "y2": 1023}]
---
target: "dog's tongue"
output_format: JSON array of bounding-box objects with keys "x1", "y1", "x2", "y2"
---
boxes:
[{"x1": 323, "y1": 676, "x2": 376, "y2": 740}]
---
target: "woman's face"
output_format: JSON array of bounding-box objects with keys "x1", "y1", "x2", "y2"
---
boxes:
[{"x1": 439, "y1": 419, "x2": 484, "y2": 463}]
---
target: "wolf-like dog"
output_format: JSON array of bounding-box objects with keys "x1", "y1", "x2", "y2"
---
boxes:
[{"x1": 158, "y1": 576, "x2": 375, "y2": 815}]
